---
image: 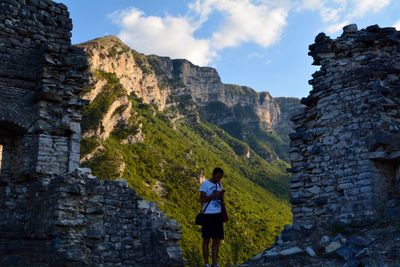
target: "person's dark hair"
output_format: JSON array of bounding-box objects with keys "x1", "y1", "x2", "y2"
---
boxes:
[{"x1": 212, "y1": 167, "x2": 224, "y2": 175}]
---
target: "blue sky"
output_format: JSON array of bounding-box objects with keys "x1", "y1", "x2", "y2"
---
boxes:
[{"x1": 57, "y1": 0, "x2": 400, "y2": 98}]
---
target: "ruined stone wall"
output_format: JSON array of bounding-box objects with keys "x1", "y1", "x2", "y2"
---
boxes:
[
  {"x1": 289, "y1": 24, "x2": 400, "y2": 227},
  {"x1": 0, "y1": 168, "x2": 182, "y2": 266},
  {"x1": 243, "y1": 24, "x2": 400, "y2": 267},
  {"x1": 0, "y1": 0, "x2": 87, "y2": 177},
  {"x1": 0, "y1": 1, "x2": 184, "y2": 266}
]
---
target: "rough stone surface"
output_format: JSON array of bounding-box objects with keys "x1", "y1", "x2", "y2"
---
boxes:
[
  {"x1": 0, "y1": 169, "x2": 183, "y2": 266},
  {"x1": 151, "y1": 56, "x2": 290, "y2": 136},
  {"x1": 306, "y1": 247, "x2": 316, "y2": 257},
  {"x1": 325, "y1": 242, "x2": 342, "y2": 254},
  {"x1": 0, "y1": 1, "x2": 183, "y2": 266},
  {"x1": 279, "y1": 247, "x2": 303, "y2": 256},
  {"x1": 243, "y1": 24, "x2": 400, "y2": 267},
  {"x1": 290, "y1": 24, "x2": 400, "y2": 226},
  {"x1": 0, "y1": 0, "x2": 87, "y2": 176}
]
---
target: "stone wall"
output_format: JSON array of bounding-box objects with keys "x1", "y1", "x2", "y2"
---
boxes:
[
  {"x1": 289, "y1": 24, "x2": 400, "y2": 226},
  {"x1": 0, "y1": 168, "x2": 183, "y2": 266},
  {"x1": 0, "y1": 0, "x2": 87, "y2": 177},
  {"x1": 242, "y1": 24, "x2": 400, "y2": 267},
  {"x1": 0, "y1": 0, "x2": 184, "y2": 266}
]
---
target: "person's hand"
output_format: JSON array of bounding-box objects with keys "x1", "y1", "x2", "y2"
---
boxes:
[
  {"x1": 212, "y1": 191, "x2": 223, "y2": 198},
  {"x1": 213, "y1": 190, "x2": 225, "y2": 198}
]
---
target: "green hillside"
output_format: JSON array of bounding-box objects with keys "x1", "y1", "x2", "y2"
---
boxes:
[{"x1": 80, "y1": 71, "x2": 291, "y2": 266}]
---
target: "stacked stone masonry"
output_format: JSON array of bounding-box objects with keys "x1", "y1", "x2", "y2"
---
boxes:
[
  {"x1": 0, "y1": 0, "x2": 87, "y2": 177},
  {"x1": 1, "y1": 169, "x2": 183, "y2": 266},
  {"x1": 242, "y1": 24, "x2": 400, "y2": 267},
  {"x1": 290, "y1": 24, "x2": 400, "y2": 227},
  {"x1": 0, "y1": 0, "x2": 183, "y2": 266}
]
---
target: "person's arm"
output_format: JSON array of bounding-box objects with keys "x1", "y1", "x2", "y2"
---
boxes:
[
  {"x1": 217, "y1": 183, "x2": 225, "y2": 205},
  {"x1": 220, "y1": 190, "x2": 225, "y2": 205},
  {"x1": 199, "y1": 191, "x2": 222, "y2": 203}
]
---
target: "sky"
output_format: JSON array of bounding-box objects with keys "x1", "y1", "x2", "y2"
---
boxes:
[{"x1": 56, "y1": 0, "x2": 400, "y2": 98}]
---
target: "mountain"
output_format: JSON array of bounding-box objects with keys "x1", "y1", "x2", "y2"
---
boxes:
[
  {"x1": 148, "y1": 56, "x2": 292, "y2": 162},
  {"x1": 77, "y1": 36, "x2": 300, "y2": 266}
]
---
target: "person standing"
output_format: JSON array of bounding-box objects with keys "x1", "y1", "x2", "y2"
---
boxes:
[{"x1": 199, "y1": 167, "x2": 225, "y2": 267}]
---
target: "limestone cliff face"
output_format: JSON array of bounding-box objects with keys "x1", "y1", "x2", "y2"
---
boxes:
[
  {"x1": 275, "y1": 97, "x2": 304, "y2": 135},
  {"x1": 151, "y1": 57, "x2": 283, "y2": 132},
  {"x1": 78, "y1": 36, "x2": 301, "y2": 159},
  {"x1": 79, "y1": 36, "x2": 169, "y2": 110},
  {"x1": 78, "y1": 36, "x2": 166, "y2": 141}
]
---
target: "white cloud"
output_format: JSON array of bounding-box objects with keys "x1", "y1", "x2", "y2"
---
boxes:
[
  {"x1": 192, "y1": 0, "x2": 288, "y2": 50},
  {"x1": 298, "y1": 0, "x2": 392, "y2": 34},
  {"x1": 325, "y1": 20, "x2": 350, "y2": 33},
  {"x1": 111, "y1": 8, "x2": 215, "y2": 66},
  {"x1": 394, "y1": 19, "x2": 400, "y2": 30},
  {"x1": 111, "y1": 0, "x2": 289, "y2": 66},
  {"x1": 297, "y1": 0, "x2": 347, "y2": 23},
  {"x1": 349, "y1": 0, "x2": 391, "y2": 18},
  {"x1": 299, "y1": 0, "x2": 322, "y2": 10},
  {"x1": 110, "y1": 0, "x2": 395, "y2": 65}
]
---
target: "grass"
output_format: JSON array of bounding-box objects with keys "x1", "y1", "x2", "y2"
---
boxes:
[
  {"x1": 81, "y1": 93, "x2": 292, "y2": 266},
  {"x1": 80, "y1": 61, "x2": 292, "y2": 266}
]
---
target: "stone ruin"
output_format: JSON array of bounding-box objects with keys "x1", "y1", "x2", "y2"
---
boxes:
[
  {"x1": 291, "y1": 23, "x2": 400, "y2": 226},
  {"x1": 243, "y1": 24, "x2": 400, "y2": 266},
  {"x1": 0, "y1": 0, "x2": 183, "y2": 266}
]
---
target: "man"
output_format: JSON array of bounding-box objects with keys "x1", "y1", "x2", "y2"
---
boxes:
[{"x1": 199, "y1": 167, "x2": 225, "y2": 267}]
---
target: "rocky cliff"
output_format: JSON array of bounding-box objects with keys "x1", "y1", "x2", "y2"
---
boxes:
[
  {"x1": 78, "y1": 36, "x2": 301, "y2": 161},
  {"x1": 275, "y1": 97, "x2": 303, "y2": 136},
  {"x1": 77, "y1": 36, "x2": 296, "y2": 265},
  {"x1": 80, "y1": 36, "x2": 168, "y2": 110},
  {"x1": 150, "y1": 56, "x2": 282, "y2": 129}
]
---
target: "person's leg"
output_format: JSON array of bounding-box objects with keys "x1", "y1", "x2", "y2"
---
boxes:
[
  {"x1": 211, "y1": 238, "x2": 221, "y2": 266},
  {"x1": 202, "y1": 238, "x2": 210, "y2": 265},
  {"x1": 211, "y1": 213, "x2": 224, "y2": 266}
]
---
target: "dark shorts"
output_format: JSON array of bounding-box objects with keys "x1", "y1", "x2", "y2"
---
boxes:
[{"x1": 202, "y1": 213, "x2": 224, "y2": 239}]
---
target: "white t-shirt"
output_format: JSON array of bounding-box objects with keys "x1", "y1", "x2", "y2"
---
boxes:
[{"x1": 199, "y1": 179, "x2": 223, "y2": 214}]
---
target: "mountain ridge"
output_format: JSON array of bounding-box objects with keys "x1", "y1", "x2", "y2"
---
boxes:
[
  {"x1": 77, "y1": 35, "x2": 300, "y2": 266},
  {"x1": 78, "y1": 35, "x2": 302, "y2": 161}
]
